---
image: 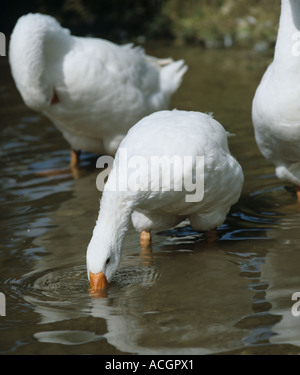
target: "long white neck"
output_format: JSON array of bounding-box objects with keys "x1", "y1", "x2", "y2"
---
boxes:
[
  {"x1": 9, "y1": 14, "x2": 72, "y2": 110},
  {"x1": 274, "y1": 0, "x2": 300, "y2": 73},
  {"x1": 87, "y1": 188, "x2": 134, "y2": 278}
]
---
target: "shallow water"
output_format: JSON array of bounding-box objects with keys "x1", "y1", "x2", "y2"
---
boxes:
[{"x1": 1, "y1": 45, "x2": 300, "y2": 355}]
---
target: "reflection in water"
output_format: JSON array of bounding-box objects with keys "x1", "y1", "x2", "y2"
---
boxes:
[
  {"x1": 261, "y1": 208, "x2": 300, "y2": 348},
  {"x1": 2, "y1": 48, "x2": 300, "y2": 354},
  {"x1": 34, "y1": 330, "x2": 102, "y2": 346},
  {"x1": 25, "y1": 172, "x2": 254, "y2": 354},
  {"x1": 20, "y1": 170, "x2": 282, "y2": 354}
]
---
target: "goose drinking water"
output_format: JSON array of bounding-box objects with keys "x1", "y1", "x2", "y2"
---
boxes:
[{"x1": 86, "y1": 110, "x2": 244, "y2": 292}]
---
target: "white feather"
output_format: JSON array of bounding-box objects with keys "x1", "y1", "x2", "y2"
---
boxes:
[
  {"x1": 86, "y1": 110, "x2": 244, "y2": 281},
  {"x1": 252, "y1": 0, "x2": 300, "y2": 186},
  {"x1": 9, "y1": 13, "x2": 188, "y2": 155}
]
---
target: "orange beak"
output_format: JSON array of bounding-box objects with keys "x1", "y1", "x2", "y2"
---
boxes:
[{"x1": 89, "y1": 271, "x2": 109, "y2": 292}]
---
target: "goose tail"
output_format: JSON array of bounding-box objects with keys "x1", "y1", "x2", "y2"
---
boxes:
[{"x1": 160, "y1": 59, "x2": 188, "y2": 97}]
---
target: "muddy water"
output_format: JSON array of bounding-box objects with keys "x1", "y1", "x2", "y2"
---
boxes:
[{"x1": 1, "y1": 45, "x2": 300, "y2": 355}]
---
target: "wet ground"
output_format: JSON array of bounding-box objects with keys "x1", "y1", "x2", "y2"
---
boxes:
[{"x1": 1, "y1": 44, "x2": 300, "y2": 355}]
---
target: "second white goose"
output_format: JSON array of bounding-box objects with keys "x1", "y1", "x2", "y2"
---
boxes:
[{"x1": 9, "y1": 13, "x2": 187, "y2": 171}]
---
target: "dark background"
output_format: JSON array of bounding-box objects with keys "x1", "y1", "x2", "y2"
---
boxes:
[
  {"x1": 0, "y1": 0, "x2": 167, "y2": 42},
  {"x1": 0, "y1": 1, "x2": 280, "y2": 49}
]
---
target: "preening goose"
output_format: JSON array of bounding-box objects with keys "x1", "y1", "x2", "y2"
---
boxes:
[
  {"x1": 252, "y1": 0, "x2": 300, "y2": 201},
  {"x1": 86, "y1": 110, "x2": 244, "y2": 292},
  {"x1": 9, "y1": 13, "x2": 187, "y2": 172}
]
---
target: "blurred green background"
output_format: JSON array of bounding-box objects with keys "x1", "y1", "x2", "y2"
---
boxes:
[{"x1": 1, "y1": 0, "x2": 280, "y2": 50}]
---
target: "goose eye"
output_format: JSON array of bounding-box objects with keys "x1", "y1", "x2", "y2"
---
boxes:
[{"x1": 106, "y1": 258, "x2": 110, "y2": 265}]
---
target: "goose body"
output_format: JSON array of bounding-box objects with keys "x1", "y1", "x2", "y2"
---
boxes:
[
  {"x1": 252, "y1": 0, "x2": 300, "y2": 196},
  {"x1": 9, "y1": 13, "x2": 187, "y2": 165},
  {"x1": 87, "y1": 110, "x2": 244, "y2": 290}
]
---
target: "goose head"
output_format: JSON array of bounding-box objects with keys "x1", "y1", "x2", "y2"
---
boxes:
[
  {"x1": 87, "y1": 236, "x2": 121, "y2": 292},
  {"x1": 86, "y1": 187, "x2": 133, "y2": 293}
]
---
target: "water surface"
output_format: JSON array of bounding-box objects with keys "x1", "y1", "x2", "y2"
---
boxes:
[{"x1": 1, "y1": 45, "x2": 300, "y2": 355}]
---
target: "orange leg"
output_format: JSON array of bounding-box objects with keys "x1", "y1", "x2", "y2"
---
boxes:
[
  {"x1": 36, "y1": 149, "x2": 81, "y2": 178},
  {"x1": 69, "y1": 149, "x2": 81, "y2": 178},
  {"x1": 140, "y1": 230, "x2": 152, "y2": 248},
  {"x1": 205, "y1": 228, "x2": 218, "y2": 243},
  {"x1": 50, "y1": 90, "x2": 60, "y2": 105},
  {"x1": 70, "y1": 149, "x2": 81, "y2": 169},
  {"x1": 295, "y1": 185, "x2": 300, "y2": 203},
  {"x1": 140, "y1": 230, "x2": 153, "y2": 266}
]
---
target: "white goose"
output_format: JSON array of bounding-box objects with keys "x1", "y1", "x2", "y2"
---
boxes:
[
  {"x1": 87, "y1": 110, "x2": 244, "y2": 291},
  {"x1": 252, "y1": 0, "x2": 300, "y2": 201},
  {"x1": 9, "y1": 13, "x2": 187, "y2": 170}
]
